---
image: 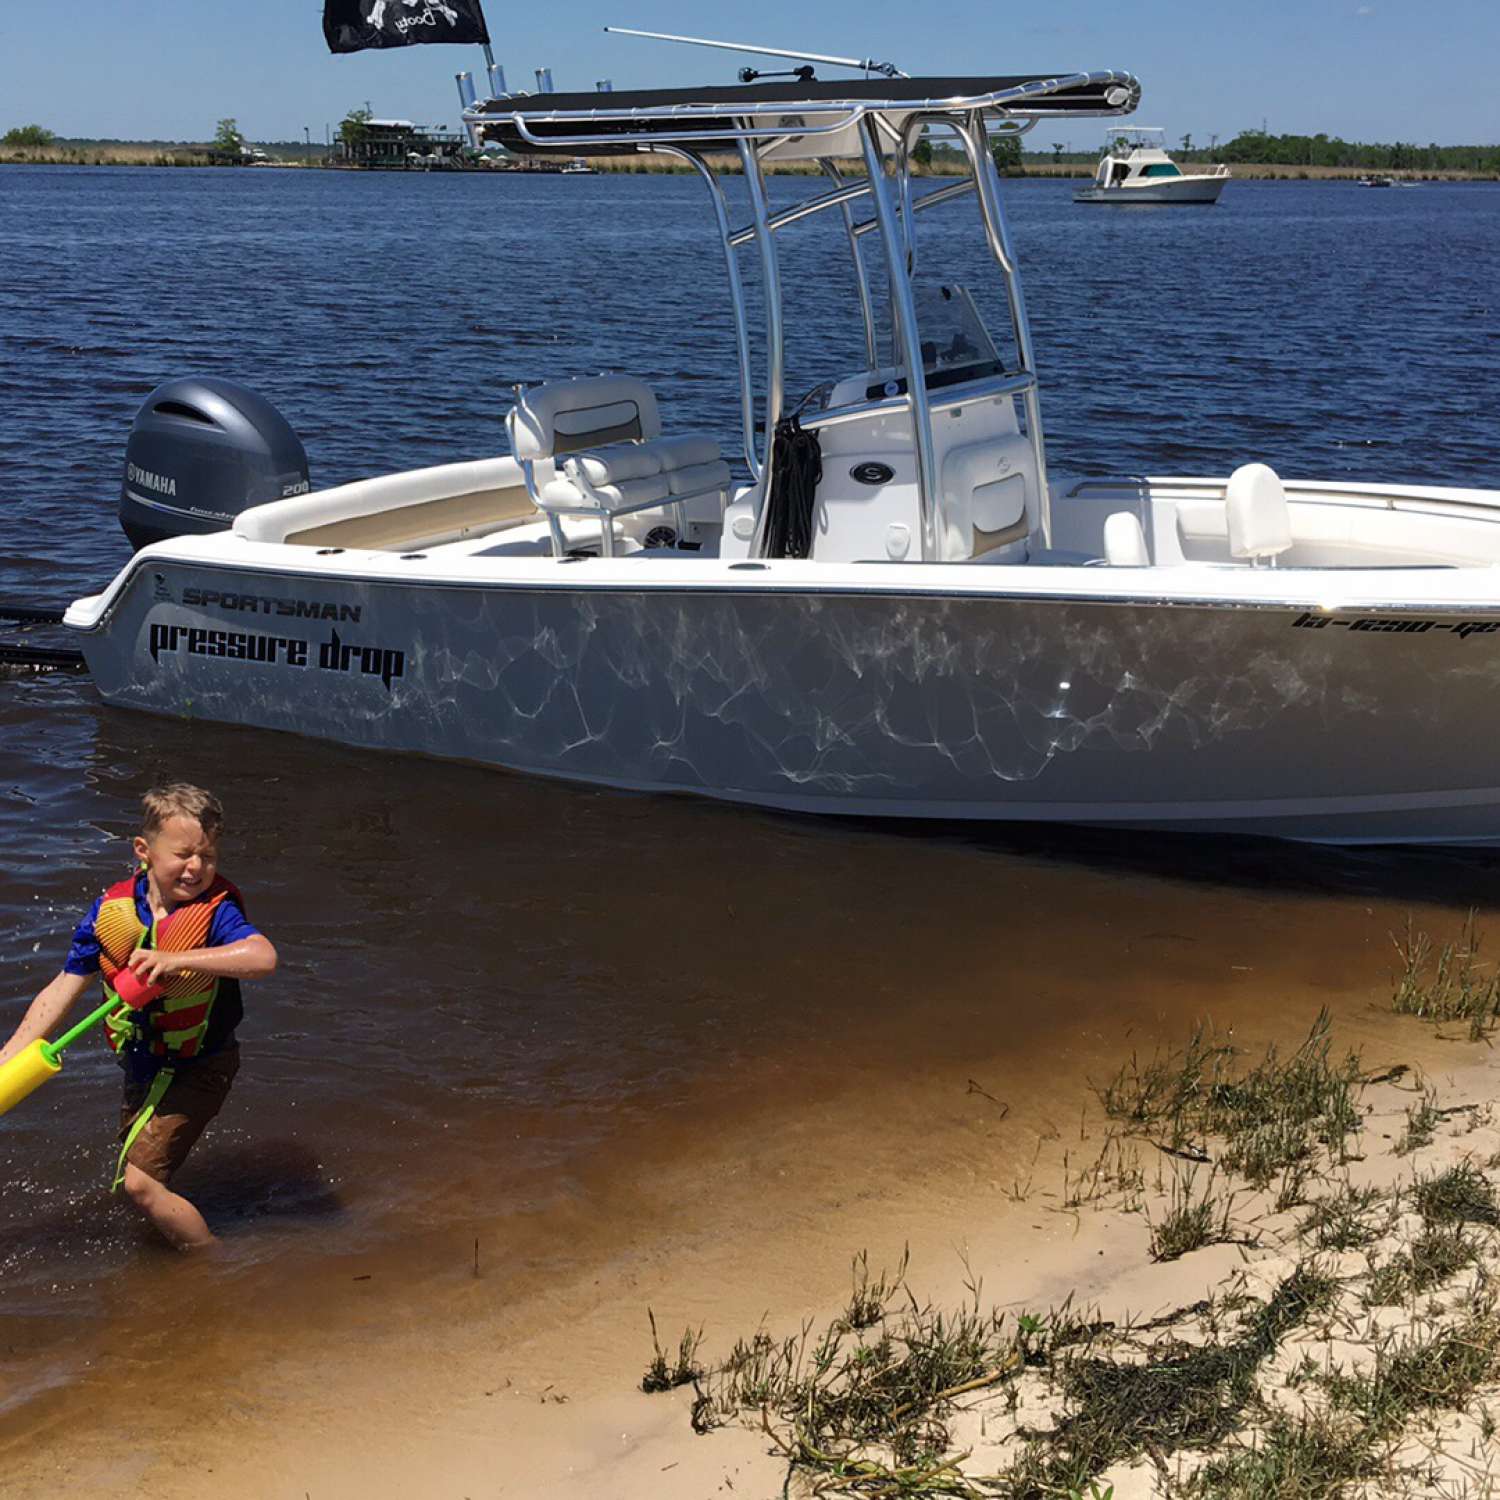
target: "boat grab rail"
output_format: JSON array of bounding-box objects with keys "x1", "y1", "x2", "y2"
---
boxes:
[
  {"x1": 1066, "y1": 475, "x2": 1500, "y2": 523},
  {"x1": 728, "y1": 179, "x2": 870, "y2": 245},
  {"x1": 725, "y1": 175, "x2": 976, "y2": 248},
  {"x1": 503, "y1": 107, "x2": 869, "y2": 153}
]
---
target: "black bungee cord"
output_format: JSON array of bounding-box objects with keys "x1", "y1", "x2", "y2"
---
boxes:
[{"x1": 761, "y1": 390, "x2": 826, "y2": 560}]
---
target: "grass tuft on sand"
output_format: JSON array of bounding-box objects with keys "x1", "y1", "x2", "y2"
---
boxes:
[
  {"x1": 1392, "y1": 914, "x2": 1500, "y2": 1040},
  {"x1": 640, "y1": 1308, "x2": 703, "y2": 1394},
  {"x1": 1097, "y1": 1010, "x2": 1362, "y2": 1188}
]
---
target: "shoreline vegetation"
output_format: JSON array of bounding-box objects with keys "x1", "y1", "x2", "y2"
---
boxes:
[
  {"x1": 3, "y1": 134, "x2": 1498, "y2": 181},
  {"x1": 635, "y1": 920, "x2": 1500, "y2": 1498},
  {"x1": 5, "y1": 148, "x2": 1497, "y2": 183}
]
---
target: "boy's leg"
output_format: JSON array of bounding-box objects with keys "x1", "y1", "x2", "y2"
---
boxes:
[
  {"x1": 117, "y1": 1047, "x2": 240, "y2": 1250},
  {"x1": 120, "y1": 1163, "x2": 216, "y2": 1249}
]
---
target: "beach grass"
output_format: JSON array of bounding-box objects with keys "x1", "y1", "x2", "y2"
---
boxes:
[
  {"x1": 639, "y1": 1308, "x2": 703, "y2": 1394},
  {"x1": 1299, "y1": 1177, "x2": 1388, "y2": 1251},
  {"x1": 1412, "y1": 1161, "x2": 1500, "y2": 1229},
  {"x1": 1145, "y1": 1164, "x2": 1243, "y2": 1262},
  {"x1": 1096, "y1": 1009, "x2": 1363, "y2": 1188},
  {"x1": 642, "y1": 985, "x2": 1500, "y2": 1498},
  {"x1": 1391, "y1": 914, "x2": 1500, "y2": 1041}
]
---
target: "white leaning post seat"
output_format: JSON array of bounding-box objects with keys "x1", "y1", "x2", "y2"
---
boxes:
[
  {"x1": 1103, "y1": 511, "x2": 1150, "y2": 565},
  {"x1": 1225, "y1": 462, "x2": 1292, "y2": 566},
  {"x1": 506, "y1": 375, "x2": 731, "y2": 557}
]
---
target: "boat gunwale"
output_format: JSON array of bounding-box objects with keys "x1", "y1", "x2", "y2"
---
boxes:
[{"x1": 62, "y1": 546, "x2": 1500, "y2": 639}]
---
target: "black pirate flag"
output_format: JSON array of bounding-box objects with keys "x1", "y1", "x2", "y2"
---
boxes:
[{"x1": 323, "y1": 0, "x2": 490, "y2": 53}]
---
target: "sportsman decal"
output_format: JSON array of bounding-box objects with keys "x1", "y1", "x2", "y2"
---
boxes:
[{"x1": 181, "y1": 586, "x2": 362, "y2": 623}]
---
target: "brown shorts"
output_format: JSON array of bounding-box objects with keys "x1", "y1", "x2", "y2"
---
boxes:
[{"x1": 118, "y1": 1046, "x2": 240, "y2": 1185}]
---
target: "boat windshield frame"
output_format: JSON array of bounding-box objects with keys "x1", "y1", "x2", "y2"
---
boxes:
[
  {"x1": 1099, "y1": 125, "x2": 1170, "y2": 153},
  {"x1": 465, "y1": 72, "x2": 1140, "y2": 561}
]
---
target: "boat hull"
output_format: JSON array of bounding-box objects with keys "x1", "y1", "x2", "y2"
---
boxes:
[
  {"x1": 1074, "y1": 174, "x2": 1227, "y2": 205},
  {"x1": 68, "y1": 555, "x2": 1500, "y2": 844}
]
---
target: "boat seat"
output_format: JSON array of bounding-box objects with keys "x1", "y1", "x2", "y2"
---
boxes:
[
  {"x1": 1103, "y1": 511, "x2": 1150, "y2": 566},
  {"x1": 1226, "y1": 462, "x2": 1292, "y2": 566},
  {"x1": 507, "y1": 375, "x2": 729, "y2": 557},
  {"x1": 650, "y1": 434, "x2": 721, "y2": 471}
]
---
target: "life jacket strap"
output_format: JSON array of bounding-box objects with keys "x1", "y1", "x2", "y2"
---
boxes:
[
  {"x1": 104, "y1": 999, "x2": 142, "y2": 1051},
  {"x1": 113, "y1": 1066, "x2": 175, "y2": 1193}
]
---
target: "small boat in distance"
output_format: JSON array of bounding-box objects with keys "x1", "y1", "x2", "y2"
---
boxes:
[
  {"x1": 560, "y1": 158, "x2": 597, "y2": 175},
  {"x1": 1074, "y1": 127, "x2": 1228, "y2": 204}
]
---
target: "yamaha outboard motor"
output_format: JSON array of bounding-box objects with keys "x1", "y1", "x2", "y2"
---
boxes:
[{"x1": 119, "y1": 377, "x2": 310, "y2": 551}]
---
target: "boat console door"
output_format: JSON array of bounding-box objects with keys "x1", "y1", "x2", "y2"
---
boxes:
[{"x1": 787, "y1": 285, "x2": 1039, "y2": 564}]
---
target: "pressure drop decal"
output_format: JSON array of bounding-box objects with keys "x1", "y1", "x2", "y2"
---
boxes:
[{"x1": 147, "y1": 622, "x2": 405, "y2": 690}]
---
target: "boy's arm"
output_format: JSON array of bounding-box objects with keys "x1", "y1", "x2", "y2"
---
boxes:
[
  {"x1": 127, "y1": 934, "x2": 278, "y2": 985},
  {"x1": 0, "y1": 971, "x2": 93, "y2": 1068}
]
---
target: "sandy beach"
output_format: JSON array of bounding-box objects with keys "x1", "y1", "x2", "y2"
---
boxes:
[{"x1": 6, "y1": 906, "x2": 1500, "y2": 1500}]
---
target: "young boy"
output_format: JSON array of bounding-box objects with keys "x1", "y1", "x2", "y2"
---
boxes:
[{"x1": 0, "y1": 784, "x2": 276, "y2": 1250}]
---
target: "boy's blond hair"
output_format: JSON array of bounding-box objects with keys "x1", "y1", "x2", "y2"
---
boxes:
[{"x1": 141, "y1": 784, "x2": 224, "y2": 840}]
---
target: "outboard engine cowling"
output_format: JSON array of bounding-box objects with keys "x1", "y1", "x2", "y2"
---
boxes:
[{"x1": 119, "y1": 377, "x2": 309, "y2": 551}]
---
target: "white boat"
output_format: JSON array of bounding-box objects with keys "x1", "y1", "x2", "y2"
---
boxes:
[
  {"x1": 560, "y1": 158, "x2": 597, "y2": 175},
  {"x1": 64, "y1": 70, "x2": 1500, "y2": 845},
  {"x1": 1074, "y1": 126, "x2": 1228, "y2": 204}
]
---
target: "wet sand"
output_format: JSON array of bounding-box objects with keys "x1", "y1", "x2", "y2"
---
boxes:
[
  {"x1": 7, "y1": 1014, "x2": 1495, "y2": 1500},
  {"x1": 4, "y1": 782, "x2": 1499, "y2": 1495}
]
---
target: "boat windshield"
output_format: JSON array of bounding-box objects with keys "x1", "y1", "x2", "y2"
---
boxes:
[{"x1": 910, "y1": 284, "x2": 1004, "y2": 385}]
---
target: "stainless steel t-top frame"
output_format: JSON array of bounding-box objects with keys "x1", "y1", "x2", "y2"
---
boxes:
[{"x1": 468, "y1": 74, "x2": 1139, "y2": 561}]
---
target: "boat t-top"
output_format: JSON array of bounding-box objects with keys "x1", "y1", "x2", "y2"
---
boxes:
[
  {"x1": 1074, "y1": 126, "x2": 1228, "y2": 204},
  {"x1": 63, "y1": 41, "x2": 1500, "y2": 844}
]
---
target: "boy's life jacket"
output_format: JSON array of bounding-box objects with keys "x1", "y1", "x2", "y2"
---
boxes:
[{"x1": 94, "y1": 874, "x2": 244, "y2": 1061}]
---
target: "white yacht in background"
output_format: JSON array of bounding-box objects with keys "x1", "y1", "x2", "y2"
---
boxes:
[
  {"x1": 64, "y1": 66, "x2": 1500, "y2": 844},
  {"x1": 1074, "y1": 126, "x2": 1228, "y2": 203}
]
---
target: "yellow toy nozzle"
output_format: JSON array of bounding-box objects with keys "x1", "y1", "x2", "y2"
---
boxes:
[{"x1": 0, "y1": 1038, "x2": 62, "y2": 1117}]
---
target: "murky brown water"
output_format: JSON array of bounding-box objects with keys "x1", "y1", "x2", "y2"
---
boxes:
[{"x1": 5, "y1": 667, "x2": 1500, "y2": 1450}]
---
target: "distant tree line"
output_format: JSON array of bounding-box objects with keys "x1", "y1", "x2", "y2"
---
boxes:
[
  {"x1": 3, "y1": 124, "x2": 55, "y2": 147},
  {"x1": 919, "y1": 138, "x2": 1026, "y2": 173},
  {"x1": 1192, "y1": 131, "x2": 1500, "y2": 172},
  {"x1": 1018, "y1": 131, "x2": 1500, "y2": 174},
  {"x1": 918, "y1": 126, "x2": 1499, "y2": 177}
]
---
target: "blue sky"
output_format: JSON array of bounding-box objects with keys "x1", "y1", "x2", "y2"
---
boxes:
[{"x1": 1, "y1": 1, "x2": 1495, "y2": 145}]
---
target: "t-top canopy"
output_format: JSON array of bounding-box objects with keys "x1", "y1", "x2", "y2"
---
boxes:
[{"x1": 475, "y1": 72, "x2": 1141, "y2": 157}]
